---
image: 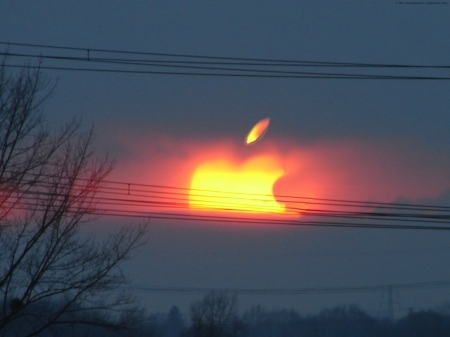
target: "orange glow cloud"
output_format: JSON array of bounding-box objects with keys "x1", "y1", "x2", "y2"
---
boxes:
[
  {"x1": 189, "y1": 155, "x2": 285, "y2": 213},
  {"x1": 107, "y1": 130, "x2": 450, "y2": 220}
]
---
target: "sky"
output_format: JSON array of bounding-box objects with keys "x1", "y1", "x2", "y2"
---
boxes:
[{"x1": 1, "y1": 1, "x2": 450, "y2": 318}]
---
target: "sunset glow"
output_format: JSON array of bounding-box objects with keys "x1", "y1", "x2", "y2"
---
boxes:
[
  {"x1": 111, "y1": 132, "x2": 450, "y2": 220},
  {"x1": 189, "y1": 155, "x2": 286, "y2": 213},
  {"x1": 246, "y1": 118, "x2": 270, "y2": 145}
]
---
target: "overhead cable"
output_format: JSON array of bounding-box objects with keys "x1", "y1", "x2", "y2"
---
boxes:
[{"x1": 1, "y1": 42, "x2": 449, "y2": 80}]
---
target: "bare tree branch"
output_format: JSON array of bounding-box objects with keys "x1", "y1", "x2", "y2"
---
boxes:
[
  {"x1": 189, "y1": 292, "x2": 244, "y2": 337},
  {"x1": 0, "y1": 56, "x2": 147, "y2": 336}
]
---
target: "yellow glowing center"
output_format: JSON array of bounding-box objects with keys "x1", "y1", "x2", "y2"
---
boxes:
[
  {"x1": 246, "y1": 118, "x2": 270, "y2": 144},
  {"x1": 189, "y1": 156, "x2": 285, "y2": 213}
]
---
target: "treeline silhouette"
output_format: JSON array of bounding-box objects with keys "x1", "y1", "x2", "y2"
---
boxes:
[
  {"x1": 3, "y1": 291, "x2": 450, "y2": 336},
  {"x1": 143, "y1": 305, "x2": 450, "y2": 337}
]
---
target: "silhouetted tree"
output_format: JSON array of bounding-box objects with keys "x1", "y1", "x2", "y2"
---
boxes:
[
  {"x1": 395, "y1": 309, "x2": 450, "y2": 337},
  {"x1": 188, "y1": 292, "x2": 244, "y2": 337},
  {"x1": 314, "y1": 305, "x2": 379, "y2": 337},
  {"x1": 164, "y1": 305, "x2": 185, "y2": 337},
  {"x1": 0, "y1": 58, "x2": 147, "y2": 336},
  {"x1": 242, "y1": 305, "x2": 302, "y2": 337}
]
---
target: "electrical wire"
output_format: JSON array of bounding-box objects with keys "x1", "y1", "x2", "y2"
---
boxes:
[
  {"x1": 2, "y1": 52, "x2": 449, "y2": 80},
  {"x1": 3, "y1": 169, "x2": 450, "y2": 230},
  {"x1": 8, "y1": 170, "x2": 450, "y2": 212},
  {"x1": 128, "y1": 279, "x2": 450, "y2": 295},
  {"x1": 2, "y1": 41, "x2": 450, "y2": 69},
  {"x1": 1, "y1": 42, "x2": 449, "y2": 80}
]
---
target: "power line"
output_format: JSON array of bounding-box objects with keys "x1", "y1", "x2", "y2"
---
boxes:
[
  {"x1": 1, "y1": 42, "x2": 449, "y2": 80},
  {"x1": 6, "y1": 200, "x2": 450, "y2": 231},
  {"x1": 7, "y1": 170, "x2": 450, "y2": 212},
  {"x1": 11, "y1": 190, "x2": 450, "y2": 226},
  {"x1": 2, "y1": 41, "x2": 450, "y2": 69},
  {"x1": 3, "y1": 52, "x2": 450, "y2": 80},
  {"x1": 3, "y1": 171, "x2": 450, "y2": 230},
  {"x1": 7, "y1": 182, "x2": 450, "y2": 224},
  {"x1": 7, "y1": 63, "x2": 449, "y2": 80},
  {"x1": 128, "y1": 279, "x2": 450, "y2": 295}
]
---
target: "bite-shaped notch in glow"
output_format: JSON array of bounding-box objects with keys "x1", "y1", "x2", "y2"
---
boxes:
[
  {"x1": 189, "y1": 155, "x2": 285, "y2": 213},
  {"x1": 246, "y1": 118, "x2": 270, "y2": 145}
]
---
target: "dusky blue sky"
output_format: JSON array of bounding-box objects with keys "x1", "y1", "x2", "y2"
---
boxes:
[{"x1": 1, "y1": 1, "x2": 450, "y2": 317}]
